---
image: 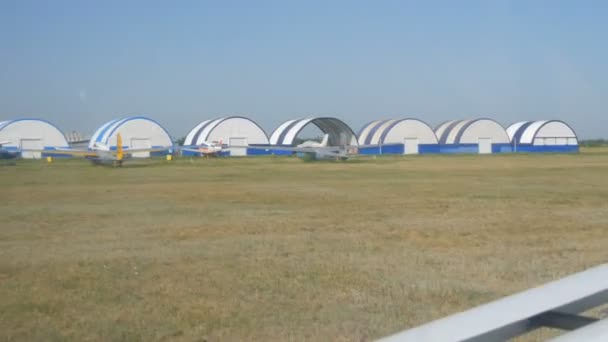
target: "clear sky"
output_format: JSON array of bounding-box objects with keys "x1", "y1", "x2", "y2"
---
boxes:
[{"x1": 1, "y1": 0, "x2": 606, "y2": 138}]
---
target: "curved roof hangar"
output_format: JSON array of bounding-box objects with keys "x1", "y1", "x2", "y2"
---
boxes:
[{"x1": 269, "y1": 117, "x2": 358, "y2": 146}]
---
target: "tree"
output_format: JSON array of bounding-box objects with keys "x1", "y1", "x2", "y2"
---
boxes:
[{"x1": 175, "y1": 136, "x2": 186, "y2": 146}]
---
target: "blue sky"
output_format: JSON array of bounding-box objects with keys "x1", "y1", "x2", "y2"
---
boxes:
[{"x1": 1, "y1": 0, "x2": 606, "y2": 138}]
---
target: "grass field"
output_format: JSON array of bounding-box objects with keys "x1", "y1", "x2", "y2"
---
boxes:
[{"x1": 1, "y1": 151, "x2": 607, "y2": 341}]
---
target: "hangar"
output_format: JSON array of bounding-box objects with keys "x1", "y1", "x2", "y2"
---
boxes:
[
  {"x1": 435, "y1": 119, "x2": 511, "y2": 154},
  {"x1": 0, "y1": 118, "x2": 69, "y2": 159},
  {"x1": 358, "y1": 119, "x2": 439, "y2": 155},
  {"x1": 90, "y1": 116, "x2": 173, "y2": 158},
  {"x1": 507, "y1": 120, "x2": 579, "y2": 153},
  {"x1": 183, "y1": 116, "x2": 269, "y2": 156},
  {"x1": 269, "y1": 117, "x2": 358, "y2": 147}
]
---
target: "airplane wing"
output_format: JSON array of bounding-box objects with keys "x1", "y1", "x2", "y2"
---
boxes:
[
  {"x1": 54, "y1": 150, "x2": 99, "y2": 157},
  {"x1": 22, "y1": 146, "x2": 171, "y2": 157},
  {"x1": 245, "y1": 145, "x2": 342, "y2": 153},
  {"x1": 121, "y1": 147, "x2": 171, "y2": 154},
  {"x1": 0, "y1": 140, "x2": 11, "y2": 145},
  {"x1": 21, "y1": 148, "x2": 100, "y2": 157},
  {"x1": 179, "y1": 147, "x2": 217, "y2": 153},
  {"x1": 377, "y1": 263, "x2": 608, "y2": 342},
  {"x1": 549, "y1": 318, "x2": 608, "y2": 341}
]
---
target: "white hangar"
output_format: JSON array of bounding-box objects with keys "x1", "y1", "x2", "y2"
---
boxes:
[
  {"x1": 89, "y1": 116, "x2": 173, "y2": 158},
  {"x1": 435, "y1": 119, "x2": 511, "y2": 154},
  {"x1": 0, "y1": 118, "x2": 69, "y2": 159},
  {"x1": 183, "y1": 116, "x2": 269, "y2": 156},
  {"x1": 269, "y1": 117, "x2": 358, "y2": 147},
  {"x1": 358, "y1": 119, "x2": 439, "y2": 154},
  {"x1": 507, "y1": 120, "x2": 578, "y2": 153}
]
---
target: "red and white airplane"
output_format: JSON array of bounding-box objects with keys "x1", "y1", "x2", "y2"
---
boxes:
[{"x1": 179, "y1": 140, "x2": 224, "y2": 157}]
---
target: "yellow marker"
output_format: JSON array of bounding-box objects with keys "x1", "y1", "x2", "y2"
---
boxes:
[
  {"x1": 166, "y1": 154, "x2": 172, "y2": 161},
  {"x1": 116, "y1": 133, "x2": 124, "y2": 161},
  {"x1": 46, "y1": 156, "x2": 53, "y2": 163}
]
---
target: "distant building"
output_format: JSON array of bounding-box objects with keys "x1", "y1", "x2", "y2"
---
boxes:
[
  {"x1": 507, "y1": 120, "x2": 579, "y2": 153},
  {"x1": 90, "y1": 116, "x2": 173, "y2": 158},
  {"x1": 65, "y1": 131, "x2": 89, "y2": 143},
  {"x1": 268, "y1": 117, "x2": 358, "y2": 155},
  {"x1": 65, "y1": 130, "x2": 90, "y2": 149},
  {"x1": 183, "y1": 116, "x2": 269, "y2": 156},
  {"x1": 435, "y1": 119, "x2": 511, "y2": 154},
  {"x1": 270, "y1": 117, "x2": 358, "y2": 146},
  {"x1": 358, "y1": 119, "x2": 439, "y2": 155},
  {"x1": 0, "y1": 118, "x2": 69, "y2": 159}
]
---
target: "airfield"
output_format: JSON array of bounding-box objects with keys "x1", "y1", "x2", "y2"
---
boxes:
[{"x1": 1, "y1": 150, "x2": 607, "y2": 341}]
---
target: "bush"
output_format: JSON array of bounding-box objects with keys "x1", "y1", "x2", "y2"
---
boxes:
[{"x1": 580, "y1": 139, "x2": 608, "y2": 147}]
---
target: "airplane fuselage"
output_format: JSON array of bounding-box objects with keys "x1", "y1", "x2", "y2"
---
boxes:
[
  {"x1": 0, "y1": 149, "x2": 18, "y2": 160},
  {"x1": 300, "y1": 149, "x2": 348, "y2": 161}
]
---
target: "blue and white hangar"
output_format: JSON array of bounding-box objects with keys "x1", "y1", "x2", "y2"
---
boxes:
[
  {"x1": 358, "y1": 119, "x2": 439, "y2": 154},
  {"x1": 0, "y1": 118, "x2": 69, "y2": 158},
  {"x1": 270, "y1": 117, "x2": 358, "y2": 146},
  {"x1": 183, "y1": 116, "x2": 269, "y2": 156},
  {"x1": 90, "y1": 116, "x2": 173, "y2": 157},
  {"x1": 507, "y1": 120, "x2": 579, "y2": 153},
  {"x1": 435, "y1": 118, "x2": 511, "y2": 154}
]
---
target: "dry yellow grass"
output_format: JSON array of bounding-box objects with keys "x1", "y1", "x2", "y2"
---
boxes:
[{"x1": 1, "y1": 152, "x2": 607, "y2": 341}]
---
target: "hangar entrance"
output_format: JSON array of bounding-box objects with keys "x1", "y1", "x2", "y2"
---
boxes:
[
  {"x1": 478, "y1": 138, "x2": 492, "y2": 154},
  {"x1": 295, "y1": 125, "x2": 326, "y2": 145},
  {"x1": 131, "y1": 138, "x2": 151, "y2": 158},
  {"x1": 20, "y1": 139, "x2": 43, "y2": 159},
  {"x1": 404, "y1": 138, "x2": 419, "y2": 155},
  {"x1": 229, "y1": 137, "x2": 247, "y2": 156},
  {"x1": 270, "y1": 117, "x2": 358, "y2": 148}
]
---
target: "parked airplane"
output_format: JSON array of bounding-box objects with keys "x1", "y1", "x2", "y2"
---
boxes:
[
  {"x1": 0, "y1": 140, "x2": 19, "y2": 160},
  {"x1": 179, "y1": 140, "x2": 224, "y2": 157},
  {"x1": 297, "y1": 134, "x2": 330, "y2": 148},
  {"x1": 247, "y1": 134, "x2": 352, "y2": 161},
  {"x1": 27, "y1": 133, "x2": 171, "y2": 166}
]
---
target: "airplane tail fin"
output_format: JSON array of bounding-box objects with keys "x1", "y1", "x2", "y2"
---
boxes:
[
  {"x1": 116, "y1": 133, "x2": 124, "y2": 161},
  {"x1": 320, "y1": 134, "x2": 329, "y2": 146}
]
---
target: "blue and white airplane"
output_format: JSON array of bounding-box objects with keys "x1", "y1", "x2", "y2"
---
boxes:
[{"x1": 0, "y1": 140, "x2": 19, "y2": 160}]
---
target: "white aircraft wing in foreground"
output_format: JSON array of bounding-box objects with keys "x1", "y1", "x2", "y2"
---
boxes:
[
  {"x1": 377, "y1": 263, "x2": 608, "y2": 342},
  {"x1": 549, "y1": 317, "x2": 608, "y2": 342}
]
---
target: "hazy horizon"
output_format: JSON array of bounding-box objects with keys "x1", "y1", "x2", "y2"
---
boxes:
[{"x1": 1, "y1": 1, "x2": 606, "y2": 139}]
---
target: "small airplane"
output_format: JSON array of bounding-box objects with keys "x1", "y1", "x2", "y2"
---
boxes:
[
  {"x1": 0, "y1": 140, "x2": 19, "y2": 160},
  {"x1": 247, "y1": 134, "x2": 352, "y2": 161},
  {"x1": 27, "y1": 133, "x2": 171, "y2": 167},
  {"x1": 179, "y1": 140, "x2": 224, "y2": 157}
]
